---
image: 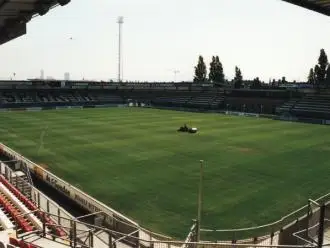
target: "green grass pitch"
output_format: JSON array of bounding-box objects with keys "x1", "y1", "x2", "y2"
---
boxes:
[{"x1": 0, "y1": 107, "x2": 330, "y2": 239}]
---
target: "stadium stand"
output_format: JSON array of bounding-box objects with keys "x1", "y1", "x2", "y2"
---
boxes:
[
  {"x1": 287, "y1": 92, "x2": 330, "y2": 119},
  {"x1": 185, "y1": 90, "x2": 224, "y2": 109},
  {"x1": 0, "y1": 153, "x2": 118, "y2": 248},
  {"x1": 223, "y1": 89, "x2": 302, "y2": 114},
  {"x1": 0, "y1": 80, "x2": 319, "y2": 117},
  {"x1": 0, "y1": 0, "x2": 329, "y2": 247}
]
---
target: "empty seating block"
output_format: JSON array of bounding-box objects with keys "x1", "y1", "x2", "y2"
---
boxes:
[{"x1": 0, "y1": 176, "x2": 66, "y2": 237}]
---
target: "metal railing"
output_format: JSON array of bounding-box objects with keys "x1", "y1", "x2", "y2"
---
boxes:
[
  {"x1": 200, "y1": 193, "x2": 330, "y2": 242},
  {"x1": 13, "y1": 209, "x2": 318, "y2": 248},
  {"x1": 20, "y1": 160, "x2": 34, "y2": 187}
]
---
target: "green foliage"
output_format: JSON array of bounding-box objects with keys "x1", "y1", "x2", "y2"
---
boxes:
[
  {"x1": 209, "y1": 56, "x2": 216, "y2": 82},
  {"x1": 251, "y1": 77, "x2": 261, "y2": 89},
  {"x1": 315, "y1": 64, "x2": 322, "y2": 83},
  {"x1": 318, "y1": 49, "x2": 328, "y2": 79},
  {"x1": 194, "y1": 55, "x2": 207, "y2": 83},
  {"x1": 234, "y1": 66, "x2": 243, "y2": 88},
  {"x1": 209, "y1": 56, "x2": 225, "y2": 84},
  {"x1": 326, "y1": 66, "x2": 330, "y2": 83},
  {"x1": 311, "y1": 49, "x2": 329, "y2": 84},
  {"x1": 271, "y1": 79, "x2": 278, "y2": 88},
  {"x1": 307, "y1": 68, "x2": 315, "y2": 84}
]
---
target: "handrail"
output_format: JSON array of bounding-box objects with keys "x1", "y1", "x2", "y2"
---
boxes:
[
  {"x1": 113, "y1": 230, "x2": 139, "y2": 243},
  {"x1": 16, "y1": 208, "x2": 319, "y2": 248},
  {"x1": 201, "y1": 192, "x2": 330, "y2": 233},
  {"x1": 22, "y1": 160, "x2": 34, "y2": 187}
]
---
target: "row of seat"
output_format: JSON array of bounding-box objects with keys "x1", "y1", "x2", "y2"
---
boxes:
[
  {"x1": 276, "y1": 99, "x2": 298, "y2": 112},
  {"x1": 0, "y1": 203, "x2": 15, "y2": 229},
  {"x1": 9, "y1": 237, "x2": 40, "y2": 248},
  {"x1": 152, "y1": 93, "x2": 225, "y2": 107},
  {"x1": 0, "y1": 90, "x2": 228, "y2": 108},
  {"x1": 1, "y1": 93, "x2": 125, "y2": 104},
  {"x1": 0, "y1": 189, "x2": 35, "y2": 233},
  {"x1": 0, "y1": 182, "x2": 42, "y2": 231},
  {"x1": 0, "y1": 176, "x2": 66, "y2": 237}
]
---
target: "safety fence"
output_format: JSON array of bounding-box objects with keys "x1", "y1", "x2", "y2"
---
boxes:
[
  {"x1": 0, "y1": 161, "x2": 32, "y2": 200},
  {"x1": 200, "y1": 195, "x2": 330, "y2": 246},
  {"x1": 13, "y1": 209, "x2": 319, "y2": 248}
]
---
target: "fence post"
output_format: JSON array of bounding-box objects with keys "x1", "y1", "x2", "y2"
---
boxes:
[
  {"x1": 108, "y1": 231, "x2": 113, "y2": 248},
  {"x1": 4, "y1": 166, "x2": 8, "y2": 179},
  {"x1": 270, "y1": 230, "x2": 274, "y2": 245},
  {"x1": 58, "y1": 208, "x2": 61, "y2": 226},
  {"x1": 73, "y1": 221, "x2": 77, "y2": 248},
  {"x1": 47, "y1": 199, "x2": 50, "y2": 213},
  {"x1": 42, "y1": 212, "x2": 46, "y2": 237},
  {"x1": 69, "y1": 220, "x2": 73, "y2": 247},
  {"x1": 317, "y1": 204, "x2": 326, "y2": 248},
  {"x1": 232, "y1": 231, "x2": 236, "y2": 244},
  {"x1": 89, "y1": 229, "x2": 94, "y2": 247},
  {"x1": 37, "y1": 192, "x2": 40, "y2": 209},
  {"x1": 137, "y1": 229, "x2": 140, "y2": 248}
]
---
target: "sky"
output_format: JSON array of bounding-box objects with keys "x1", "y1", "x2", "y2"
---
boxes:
[{"x1": 0, "y1": 0, "x2": 329, "y2": 82}]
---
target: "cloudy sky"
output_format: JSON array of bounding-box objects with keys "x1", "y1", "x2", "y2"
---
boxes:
[{"x1": 0, "y1": 0, "x2": 329, "y2": 82}]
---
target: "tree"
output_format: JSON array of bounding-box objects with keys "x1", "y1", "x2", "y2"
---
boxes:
[
  {"x1": 315, "y1": 64, "x2": 322, "y2": 83},
  {"x1": 251, "y1": 77, "x2": 261, "y2": 89},
  {"x1": 326, "y1": 66, "x2": 330, "y2": 84},
  {"x1": 208, "y1": 56, "x2": 216, "y2": 82},
  {"x1": 271, "y1": 79, "x2": 277, "y2": 88},
  {"x1": 233, "y1": 66, "x2": 243, "y2": 88},
  {"x1": 312, "y1": 49, "x2": 329, "y2": 85},
  {"x1": 281, "y1": 77, "x2": 287, "y2": 84},
  {"x1": 307, "y1": 68, "x2": 315, "y2": 84},
  {"x1": 209, "y1": 56, "x2": 225, "y2": 84},
  {"x1": 194, "y1": 56, "x2": 207, "y2": 83},
  {"x1": 214, "y1": 56, "x2": 225, "y2": 83},
  {"x1": 318, "y1": 49, "x2": 328, "y2": 81}
]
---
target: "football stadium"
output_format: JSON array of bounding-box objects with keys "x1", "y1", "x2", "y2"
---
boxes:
[{"x1": 0, "y1": 1, "x2": 329, "y2": 248}]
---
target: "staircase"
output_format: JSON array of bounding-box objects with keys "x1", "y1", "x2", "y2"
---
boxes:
[
  {"x1": 10, "y1": 171, "x2": 32, "y2": 200},
  {"x1": 276, "y1": 99, "x2": 299, "y2": 113}
]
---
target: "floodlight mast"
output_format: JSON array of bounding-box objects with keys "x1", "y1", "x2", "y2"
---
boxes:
[{"x1": 117, "y1": 16, "x2": 124, "y2": 83}]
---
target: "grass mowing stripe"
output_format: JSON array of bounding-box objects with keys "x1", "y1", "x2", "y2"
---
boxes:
[{"x1": 0, "y1": 108, "x2": 329, "y2": 239}]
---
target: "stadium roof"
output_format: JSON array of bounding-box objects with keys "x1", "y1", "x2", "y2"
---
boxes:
[
  {"x1": 282, "y1": 0, "x2": 330, "y2": 16},
  {"x1": 0, "y1": 0, "x2": 70, "y2": 45}
]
